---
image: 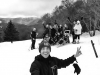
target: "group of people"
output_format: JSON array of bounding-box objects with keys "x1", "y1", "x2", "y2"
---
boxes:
[
  {"x1": 29, "y1": 20, "x2": 82, "y2": 75},
  {"x1": 42, "y1": 23, "x2": 70, "y2": 46},
  {"x1": 30, "y1": 20, "x2": 82, "y2": 50}
]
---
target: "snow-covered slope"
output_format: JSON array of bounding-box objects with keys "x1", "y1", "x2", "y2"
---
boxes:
[{"x1": 0, "y1": 31, "x2": 100, "y2": 75}]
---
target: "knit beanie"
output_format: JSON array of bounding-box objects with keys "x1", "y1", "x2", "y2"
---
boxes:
[
  {"x1": 39, "y1": 42, "x2": 51, "y2": 52},
  {"x1": 77, "y1": 20, "x2": 80, "y2": 24}
]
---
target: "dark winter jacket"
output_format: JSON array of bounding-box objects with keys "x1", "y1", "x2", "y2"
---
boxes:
[
  {"x1": 43, "y1": 24, "x2": 50, "y2": 37},
  {"x1": 30, "y1": 54, "x2": 76, "y2": 75},
  {"x1": 31, "y1": 31, "x2": 36, "y2": 39},
  {"x1": 58, "y1": 26, "x2": 63, "y2": 34},
  {"x1": 51, "y1": 28, "x2": 56, "y2": 37}
]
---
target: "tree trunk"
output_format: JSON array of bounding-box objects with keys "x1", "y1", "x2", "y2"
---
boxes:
[
  {"x1": 83, "y1": 19, "x2": 91, "y2": 36},
  {"x1": 90, "y1": 17, "x2": 91, "y2": 31},
  {"x1": 89, "y1": 17, "x2": 93, "y2": 37},
  {"x1": 93, "y1": 17, "x2": 98, "y2": 36}
]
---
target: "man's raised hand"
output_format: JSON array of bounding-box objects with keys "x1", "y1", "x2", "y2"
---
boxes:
[{"x1": 74, "y1": 46, "x2": 82, "y2": 58}]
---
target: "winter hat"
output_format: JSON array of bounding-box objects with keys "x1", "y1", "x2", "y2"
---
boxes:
[
  {"x1": 39, "y1": 42, "x2": 51, "y2": 52},
  {"x1": 77, "y1": 20, "x2": 80, "y2": 24},
  {"x1": 33, "y1": 27, "x2": 36, "y2": 31}
]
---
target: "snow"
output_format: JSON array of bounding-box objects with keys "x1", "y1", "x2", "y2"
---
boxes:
[{"x1": 0, "y1": 31, "x2": 100, "y2": 75}]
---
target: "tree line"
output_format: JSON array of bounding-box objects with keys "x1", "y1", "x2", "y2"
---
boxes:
[
  {"x1": 39, "y1": 0, "x2": 100, "y2": 36},
  {"x1": 0, "y1": 20, "x2": 34, "y2": 42},
  {"x1": 0, "y1": 0, "x2": 100, "y2": 42}
]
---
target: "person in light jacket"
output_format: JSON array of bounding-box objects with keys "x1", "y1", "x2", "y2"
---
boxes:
[
  {"x1": 30, "y1": 42, "x2": 82, "y2": 75},
  {"x1": 73, "y1": 20, "x2": 82, "y2": 43}
]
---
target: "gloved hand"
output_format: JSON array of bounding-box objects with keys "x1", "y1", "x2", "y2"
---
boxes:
[{"x1": 73, "y1": 63, "x2": 81, "y2": 75}]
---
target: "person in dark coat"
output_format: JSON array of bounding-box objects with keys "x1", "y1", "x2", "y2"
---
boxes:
[
  {"x1": 63, "y1": 30, "x2": 70, "y2": 43},
  {"x1": 58, "y1": 24, "x2": 63, "y2": 38},
  {"x1": 43, "y1": 24, "x2": 50, "y2": 39},
  {"x1": 30, "y1": 28, "x2": 38, "y2": 50},
  {"x1": 63, "y1": 24, "x2": 70, "y2": 43},
  {"x1": 49, "y1": 25, "x2": 53, "y2": 45},
  {"x1": 50, "y1": 25, "x2": 57, "y2": 45},
  {"x1": 72, "y1": 21, "x2": 76, "y2": 44},
  {"x1": 30, "y1": 42, "x2": 82, "y2": 75},
  {"x1": 63, "y1": 24, "x2": 69, "y2": 31},
  {"x1": 40, "y1": 34, "x2": 50, "y2": 45}
]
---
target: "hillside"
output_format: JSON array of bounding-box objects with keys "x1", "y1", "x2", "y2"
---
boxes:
[
  {"x1": 0, "y1": 17, "x2": 40, "y2": 25},
  {"x1": 0, "y1": 20, "x2": 45, "y2": 41}
]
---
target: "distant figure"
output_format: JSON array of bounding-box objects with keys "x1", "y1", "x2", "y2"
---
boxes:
[
  {"x1": 43, "y1": 24, "x2": 50, "y2": 39},
  {"x1": 63, "y1": 30, "x2": 70, "y2": 43},
  {"x1": 30, "y1": 42, "x2": 82, "y2": 75},
  {"x1": 72, "y1": 21, "x2": 77, "y2": 44},
  {"x1": 50, "y1": 25, "x2": 57, "y2": 45},
  {"x1": 63, "y1": 24, "x2": 70, "y2": 43},
  {"x1": 63, "y1": 24, "x2": 69, "y2": 31},
  {"x1": 73, "y1": 20, "x2": 82, "y2": 44},
  {"x1": 40, "y1": 34, "x2": 50, "y2": 45},
  {"x1": 49, "y1": 25, "x2": 54, "y2": 45},
  {"x1": 30, "y1": 28, "x2": 38, "y2": 50},
  {"x1": 58, "y1": 24, "x2": 63, "y2": 38}
]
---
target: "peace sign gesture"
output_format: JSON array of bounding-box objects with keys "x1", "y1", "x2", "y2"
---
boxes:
[{"x1": 74, "y1": 46, "x2": 82, "y2": 58}]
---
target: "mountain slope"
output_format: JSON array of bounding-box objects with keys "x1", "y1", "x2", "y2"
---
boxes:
[{"x1": 0, "y1": 17, "x2": 40, "y2": 25}]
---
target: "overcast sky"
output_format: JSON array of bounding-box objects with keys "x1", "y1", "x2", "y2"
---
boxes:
[{"x1": 0, "y1": 0, "x2": 62, "y2": 18}]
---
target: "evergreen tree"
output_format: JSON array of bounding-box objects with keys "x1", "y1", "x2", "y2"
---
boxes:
[{"x1": 4, "y1": 20, "x2": 19, "y2": 43}]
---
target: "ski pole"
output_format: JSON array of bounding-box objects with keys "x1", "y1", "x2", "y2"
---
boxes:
[{"x1": 91, "y1": 40, "x2": 98, "y2": 58}]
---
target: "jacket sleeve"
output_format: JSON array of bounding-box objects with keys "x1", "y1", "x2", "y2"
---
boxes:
[
  {"x1": 56, "y1": 55, "x2": 76, "y2": 69},
  {"x1": 30, "y1": 62, "x2": 40, "y2": 75}
]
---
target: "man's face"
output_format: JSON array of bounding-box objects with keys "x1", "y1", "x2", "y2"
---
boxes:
[{"x1": 40, "y1": 47, "x2": 50, "y2": 58}]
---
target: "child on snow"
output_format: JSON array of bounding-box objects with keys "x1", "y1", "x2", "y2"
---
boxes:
[{"x1": 63, "y1": 30, "x2": 70, "y2": 43}]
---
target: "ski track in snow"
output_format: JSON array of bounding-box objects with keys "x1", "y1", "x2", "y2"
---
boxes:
[{"x1": 0, "y1": 31, "x2": 100, "y2": 75}]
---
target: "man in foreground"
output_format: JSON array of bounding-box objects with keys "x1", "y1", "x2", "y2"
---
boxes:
[{"x1": 30, "y1": 42, "x2": 82, "y2": 75}]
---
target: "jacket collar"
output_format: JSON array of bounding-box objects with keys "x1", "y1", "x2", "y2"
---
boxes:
[{"x1": 35, "y1": 54, "x2": 51, "y2": 62}]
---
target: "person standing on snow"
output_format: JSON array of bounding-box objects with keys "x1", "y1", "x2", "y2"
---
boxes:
[
  {"x1": 30, "y1": 42, "x2": 82, "y2": 75},
  {"x1": 72, "y1": 21, "x2": 77, "y2": 44},
  {"x1": 63, "y1": 24, "x2": 69, "y2": 31},
  {"x1": 63, "y1": 24, "x2": 70, "y2": 43},
  {"x1": 49, "y1": 25, "x2": 54, "y2": 45},
  {"x1": 30, "y1": 28, "x2": 38, "y2": 50},
  {"x1": 43, "y1": 23, "x2": 50, "y2": 39},
  {"x1": 73, "y1": 20, "x2": 82, "y2": 44},
  {"x1": 58, "y1": 24, "x2": 63, "y2": 38},
  {"x1": 50, "y1": 25, "x2": 57, "y2": 45}
]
